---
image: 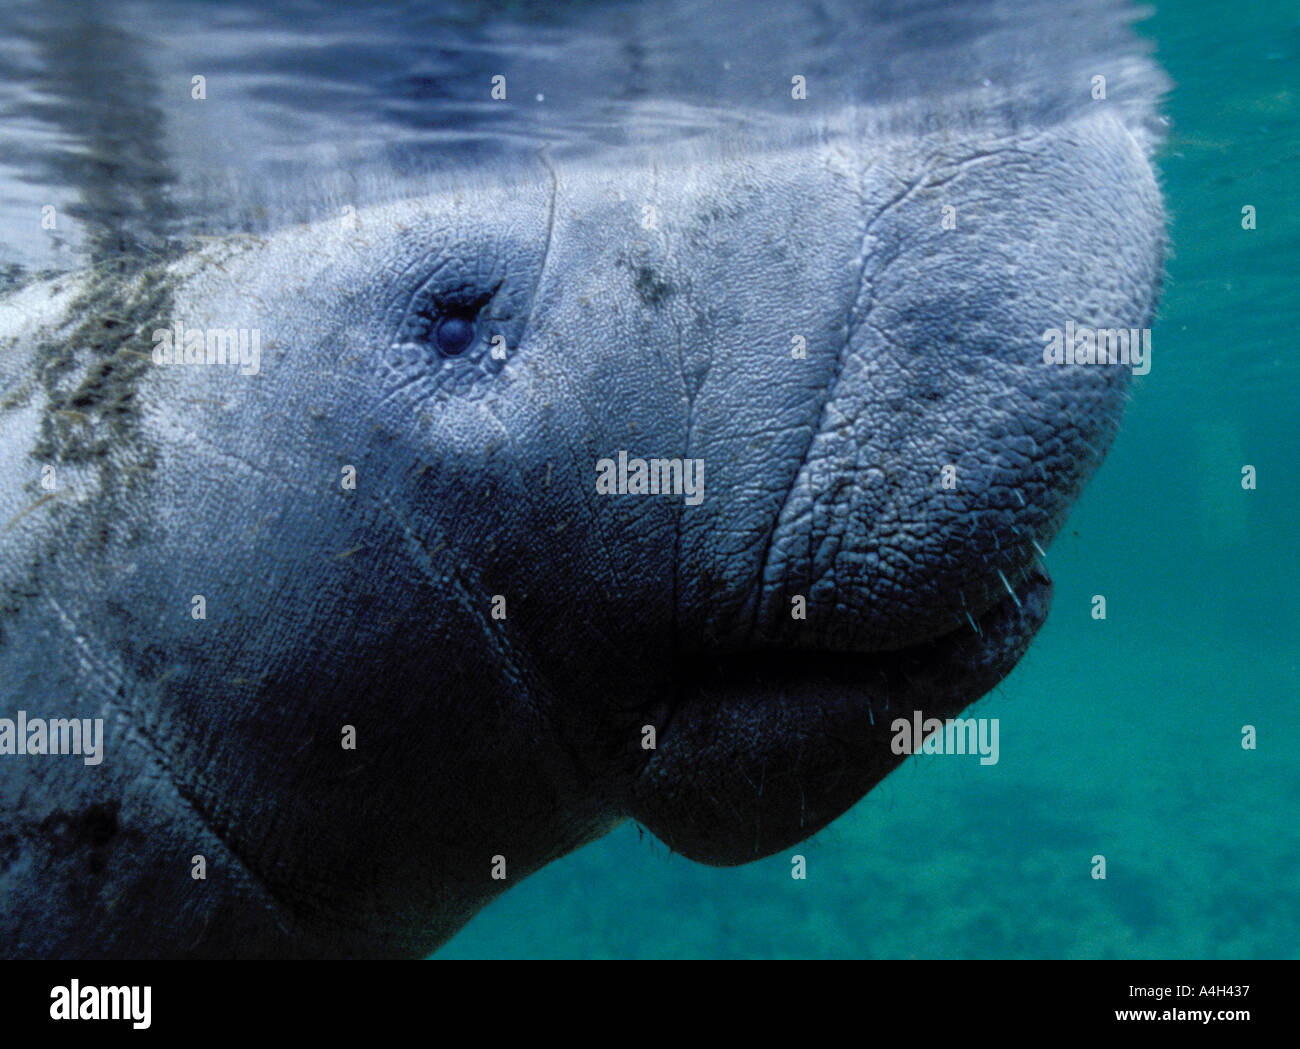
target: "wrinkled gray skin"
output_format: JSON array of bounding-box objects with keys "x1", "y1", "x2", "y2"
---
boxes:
[{"x1": 0, "y1": 0, "x2": 1166, "y2": 957}]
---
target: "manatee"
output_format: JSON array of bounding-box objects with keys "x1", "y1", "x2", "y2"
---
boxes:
[{"x1": 0, "y1": 0, "x2": 1166, "y2": 957}]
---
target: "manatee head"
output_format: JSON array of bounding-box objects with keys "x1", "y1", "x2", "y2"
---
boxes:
[
  {"x1": 0, "y1": 0, "x2": 1166, "y2": 959},
  {"x1": 78, "y1": 96, "x2": 1158, "y2": 955}
]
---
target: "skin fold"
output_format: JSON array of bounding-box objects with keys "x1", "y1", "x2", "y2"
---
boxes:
[{"x1": 0, "y1": 0, "x2": 1166, "y2": 957}]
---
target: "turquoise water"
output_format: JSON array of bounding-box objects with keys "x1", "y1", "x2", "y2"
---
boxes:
[{"x1": 440, "y1": 2, "x2": 1300, "y2": 959}]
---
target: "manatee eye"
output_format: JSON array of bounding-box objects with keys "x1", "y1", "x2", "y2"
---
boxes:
[{"x1": 435, "y1": 315, "x2": 476, "y2": 357}]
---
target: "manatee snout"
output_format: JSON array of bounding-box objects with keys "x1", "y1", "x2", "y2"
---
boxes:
[{"x1": 630, "y1": 114, "x2": 1163, "y2": 864}]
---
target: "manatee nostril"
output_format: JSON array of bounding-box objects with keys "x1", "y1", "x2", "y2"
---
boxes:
[{"x1": 434, "y1": 315, "x2": 476, "y2": 356}]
